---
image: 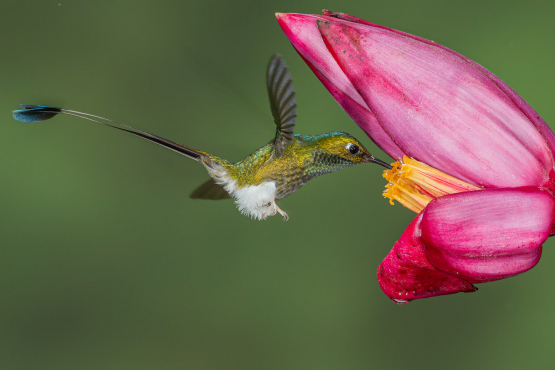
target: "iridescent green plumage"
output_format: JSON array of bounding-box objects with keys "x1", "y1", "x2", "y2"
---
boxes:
[{"x1": 199, "y1": 131, "x2": 377, "y2": 201}]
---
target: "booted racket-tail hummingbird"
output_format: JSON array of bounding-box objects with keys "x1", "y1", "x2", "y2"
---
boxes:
[{"x1": 12, "y1": 54, "x2": 390, "y2": 220}]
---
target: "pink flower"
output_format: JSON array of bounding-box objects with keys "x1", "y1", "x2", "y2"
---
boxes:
[{"x1": 277, "y1": 10, "x2": 555, "y2": 303}]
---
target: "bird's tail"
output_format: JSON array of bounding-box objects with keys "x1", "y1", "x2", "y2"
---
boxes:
[{"x1": 12, "y1": 105, "x2": 206, "y2": 161}]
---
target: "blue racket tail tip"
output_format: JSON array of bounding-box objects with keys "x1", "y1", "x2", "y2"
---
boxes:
[{"x1": 12, "y1": 105, "x2": 63, "y2": 123}]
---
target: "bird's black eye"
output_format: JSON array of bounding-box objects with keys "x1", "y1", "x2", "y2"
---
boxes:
[{"x1": 346, "y1": 143, "x2": 359, "y2": 155}]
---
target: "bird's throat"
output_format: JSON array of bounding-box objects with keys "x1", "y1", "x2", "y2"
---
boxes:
[{"x1": 382, "y1": 156, "x2": 481, "y2": 213}]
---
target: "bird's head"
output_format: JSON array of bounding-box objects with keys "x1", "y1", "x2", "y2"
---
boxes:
[{"x1": 313, "y1": 131, "x2": 391, "y2": 168}]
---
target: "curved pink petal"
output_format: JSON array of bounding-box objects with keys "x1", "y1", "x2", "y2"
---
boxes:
[
  {"x1": 377, "y1": 217, "x2": 476, "y2": 304},
  {"x1": 316, "y1": 19, "x2": 554, "y2": 189},
  {"x1": 277, "y1": 12, "x2": 555, "y2": 191},
  {"x1": 420, "y1": 187, "x2": 555, "y2": 283},
  {"x1": 276, "y1": 14, "x2": 363, "y2": 107},
  {"x1": 276, "y1": 13, "x2": 404, "y2": 158},
  {"x1": 322, "y1": 10, "x2": 555, "y2": 160}
]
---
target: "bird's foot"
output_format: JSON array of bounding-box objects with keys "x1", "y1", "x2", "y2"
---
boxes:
[
  {"x1": 261, "y1": 201, "x2": 288, "y2": 221},
  {"x1": 275, "y1": 205, "x2": 289, "y2": 221}
]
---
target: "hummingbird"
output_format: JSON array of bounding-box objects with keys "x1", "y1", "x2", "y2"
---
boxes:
[{"x1": 12, "y1": 54, "x2": 391, "y2": 220}]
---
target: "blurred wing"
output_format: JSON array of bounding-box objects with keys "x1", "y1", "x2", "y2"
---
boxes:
[
  {"x1": 267, "y1": 54, "x2": 297, "y2": 157},
  {"x1": 190, "y1": 178, "x2": 231, "y2": 200}
]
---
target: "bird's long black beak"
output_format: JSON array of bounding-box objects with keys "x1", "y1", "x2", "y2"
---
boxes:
[{"x1": 365, "y1": 155, "x2": 392, "y2": 169}]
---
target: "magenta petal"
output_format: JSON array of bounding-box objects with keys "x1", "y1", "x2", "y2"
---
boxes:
[
  {"x1": 377, "y1": 217, "x2": 476, "y2": 304},
  {"x1": 321, "y1": 10, "x2": 555, "y2": 160},
  {"x1": 316, "y1": 19, "x2": 554, "y2": 189},
  {"x1": 276, "y1": 13, "x2": 404, "y2": 158},
  {"x1": 420, "y1": 188, "x2": 555, "y2": 283},
  {"x1": 276, "y1": 12, "x2": 555, "y2": 189},
  {"x1": 276, "y1": 14, "x2": 364, "y2": 107}
]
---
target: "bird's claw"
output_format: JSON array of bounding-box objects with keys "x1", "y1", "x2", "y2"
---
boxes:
[
  {"x1": 276, "y1": 205, "x2": 289, "y2": 221},
  {"x1": 262, "y1": 201, "x2": 289, "y2": 221}
]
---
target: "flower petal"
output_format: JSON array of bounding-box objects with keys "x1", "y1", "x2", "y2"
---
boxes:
[
  {"x1": 276, "y1": 13, "x2": 404, "y2": 158},
  {"x1": 276, "y1": 14, "x2": 363, "y2": 107},
  {"x1": 277, "y1": 12, "x2": 555, "y2": 190},
  {"x1": 420, "y1": 187, "x2": 554, "y2": 283},
  {"x1": 316, "y1": 19, "x2": 554, "y2": 189},
  {"x1": 321, "y1": 10, "x2": 555, "y2": 161},
  {"x1": 377, "y1": 217, "x2": 476, "y2": 304}
]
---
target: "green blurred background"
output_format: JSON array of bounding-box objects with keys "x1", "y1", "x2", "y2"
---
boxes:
[{"x1": 1, "y1": 0, "x2": 554, "y2": 369}]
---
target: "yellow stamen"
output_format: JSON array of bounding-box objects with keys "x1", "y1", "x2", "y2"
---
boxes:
[{"x1": 383, "y1": 156, "x2": 481, "y2": 213}]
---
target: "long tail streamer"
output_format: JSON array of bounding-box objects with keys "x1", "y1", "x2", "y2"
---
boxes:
[{"x1": 12, "y1": 105, "x2": 202, "y2": 160}]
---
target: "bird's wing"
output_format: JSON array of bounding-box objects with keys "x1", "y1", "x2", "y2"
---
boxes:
[
  {"x1": 267, "y1": 54, "x2": 297, "y2": 158},
  {"x1": 190, "y1": 178, "x2": 231, "y2": 200}
]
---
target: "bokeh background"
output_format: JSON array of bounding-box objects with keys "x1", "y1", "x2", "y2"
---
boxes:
[{"x1": 1, "y1": 0, "x2": 554, "y2": 369}]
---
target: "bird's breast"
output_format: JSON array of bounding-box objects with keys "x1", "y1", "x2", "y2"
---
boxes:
[{"x1": 251, "y1": 155, "x2": 310, "y2": 200}]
